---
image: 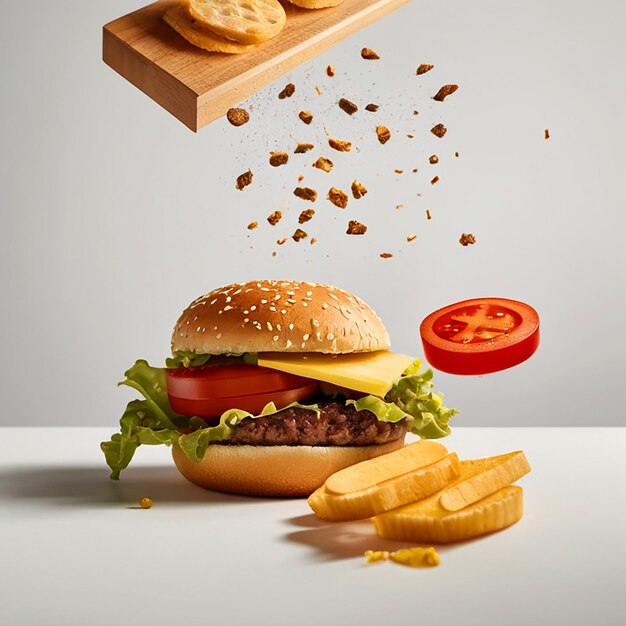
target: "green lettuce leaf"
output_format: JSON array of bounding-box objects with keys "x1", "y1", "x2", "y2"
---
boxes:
[
  {"x1": 384, "y1": 359, "x2": 458, "y2": 438},
  {"x1": 118, "y1": 360, "x2": 179, "y2": 430},
  {"x1": 165, "y1": 351, "x2": 258, "y2": 368},
  {"x1": 100, "y1": 399, "x2": 181, "y2": 479}
]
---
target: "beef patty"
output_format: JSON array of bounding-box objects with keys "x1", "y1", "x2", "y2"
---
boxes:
[{"x1": 225, "y1": 401, "x2": 407, "y2": 446}]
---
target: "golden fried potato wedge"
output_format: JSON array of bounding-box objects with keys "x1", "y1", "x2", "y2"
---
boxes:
[
  {"x1": 308, "y1": 452, "x2": 460, "y2": 521},
  {"x1": 374, "y1": 485, "x2": 524, "y2": 544}
]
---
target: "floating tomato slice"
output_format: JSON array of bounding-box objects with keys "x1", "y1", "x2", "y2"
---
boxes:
[
  {"x1": 168, "y1": 381, "x2": 319, "y2": 419},
  {"x1": 165, "y1": 364, "x2": 319, "y2": 419},
  {"x1": 420, "y1": 298, "x2": 540, "y2": 375}
]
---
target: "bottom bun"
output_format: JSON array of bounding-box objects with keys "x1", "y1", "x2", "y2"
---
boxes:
[{"x1": 172, "y1": 439, "x2": 406, "y2": 497}]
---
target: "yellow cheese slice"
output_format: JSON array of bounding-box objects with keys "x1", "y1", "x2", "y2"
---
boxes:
[{"x1": 257, "y1": 350, "x2": 414, "y2": 397}]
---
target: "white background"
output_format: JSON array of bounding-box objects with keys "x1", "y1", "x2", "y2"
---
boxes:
[{"x1": 1, "y1": 0, "x2": 625, "y2": 427}]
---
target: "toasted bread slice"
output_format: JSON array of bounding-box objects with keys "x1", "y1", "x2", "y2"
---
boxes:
[
  {"x1": 164, "y1": 5, "x2": 255, "y2": 54},
  {"x1": 186, "y1": 0, "x2": 286, "y2": 45}
]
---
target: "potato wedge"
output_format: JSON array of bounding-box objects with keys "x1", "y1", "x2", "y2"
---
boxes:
[
  {"x1": 308, "y1": 452, "x2": 460, "y2": 521},
  {"x1": 373, "y1": 485, "x2": 524, "y2": 543},
  {"x1": 325, "y1": 440, "x2": 448, "y2": 495},
  {"x1": 439, "y1": 450, "x2": 530, "y2": 511}
]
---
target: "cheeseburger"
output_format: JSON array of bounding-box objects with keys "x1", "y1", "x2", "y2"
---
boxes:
[{"x1": 102, "y1": 280, "x2": 457, "y2": 496}]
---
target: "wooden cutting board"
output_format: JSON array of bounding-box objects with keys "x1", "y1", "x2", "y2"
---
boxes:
[{"x1": 103, "y1": 0, "x2": 410, "y2": 131}]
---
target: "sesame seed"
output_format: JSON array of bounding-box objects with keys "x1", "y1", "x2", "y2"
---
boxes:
[
  {"x1": 261, "y1": 299, "x2": 268, "y2": 304},
  {"x1": 244, "y1": 318, "x2": 250, "y2": 323},
  {"x1": 244, "y1": 310, "x2": 249, "y2": 314},
  {"x1": 322, "y1": 303, "x2": 329, "y2": 310},
  {"x1": 274, "y1": 295, "x2": 281, "y2": 300},
  {"x1": 289, "y1": 323, "x2": 294, "y2": 330},
  {"x1": 197, "y1": 326, "x2": 201, "y2": 331},
  {"x1": 276, "y1": 324, "x2": 282, "y2": 331},
  {"x1": 327, "y1": 333, "x2": 334, "y2": 340},
  {"x1": 273, "y1": 335, "x2": 279, "y2": 341},
  {"x1": 303, "y1": 333, "x2": 310, "y2": 340},
  {"x1": 250, "y1": 306, "x2": 257, "y2": 311},
  {"x1": 312, "y1": 319, "x2": 320, "y2": 327},
  {"x1": 281, "y1": 309, "x2": 287, "y2": 314},
  {"x1": 216, "y1": 333, "x2": 222, "y2": 339},
  {"x1": 287, "y1": 299, "x2": 296, "y2": 304},
  {"x1": 223, "y1": 305, "x2": 233, "y2": 311},
  {"x1": 225, "y1": 296, "x2": 232, "y2": 303},
  {"x1": 267, "y1": 322, "x2": 273, "y2": 331},
  {"x1": 286, "y1": 340, "x2": 293, "y2": 348},
  {"x1": 316, "y1": 332, "x2": 323, "y2": 341},
  {"x1": 269, "y1": 306, "x2": 277, "y2": 312},
  {"x1": 210, "y1": 299, "x2": 217, "y2": 305},
  {"x1": 213, "y1": 326, "x2": 218, "y2": 330}
]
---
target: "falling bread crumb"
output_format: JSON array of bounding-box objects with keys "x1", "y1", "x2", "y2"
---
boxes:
[
  {"x1": 269, "y1": 152, "x2": 289, "y2": 167},
  {"x1": 433, "y1": 84, "x2": 459, "y2": 101},
  {"x1": 236, "y1": 170, "x2": 253, "y2": 190},
  {"x1": 459, "y1": 233, "x2": 476, "y2": 246},
  {"x1": 328, "y1": 137, "x2": 352, "y2": 152},
  {"x1": 347, "y1": 220, "x2": 367, "y2": 235},
  {"x1": 312, "y1": 157, "x2": 334, "y2": 173},
  {"x1": 361, "y1": 47, "x2": 380, "y2": 60},
  {"x1": 351, "y1": 180, "x2": 367, "y2": 199},
  {"x1": 328, "y1": 188, "x2": 349, "y2": 208},
  {"x1": 226, "y1": 108, "x2": 249, "y2": 126},
  {"x1": 278, "y1": 83, "x2": 295, "y2": 99},
  {"x1": 376, "y1": 126, "x2": 391, "y2": 144},
  {"x1": 431, "y1": 124, "x2": 447, "y2": 138}
]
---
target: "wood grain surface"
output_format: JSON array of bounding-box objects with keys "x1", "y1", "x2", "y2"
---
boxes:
[{"x1": 103, "y1": 0, "x2": 410, "y2": 131}]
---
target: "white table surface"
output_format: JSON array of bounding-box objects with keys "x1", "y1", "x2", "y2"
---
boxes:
[{"x1": 0, "y1": 427, "x2": 624, "y2": 626}]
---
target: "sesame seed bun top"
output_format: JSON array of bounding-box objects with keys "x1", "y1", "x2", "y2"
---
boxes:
[{"x1": 171, "y1": 280, "x2": 390, "y2": 355}]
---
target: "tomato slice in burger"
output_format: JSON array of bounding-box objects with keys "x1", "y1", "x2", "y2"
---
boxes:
[
  {"x1": 420, "y1": 298, "x2": 539, "y2": 375},
  {"x1": 165, "y1": 364, "x2": 319, "y2": 419},
  {"x1": 166, "y1": 364, "x2": 311, "y2": 398},
  {"x1": 168, "y1": 382, "x2": 319, "y2": 420}
]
